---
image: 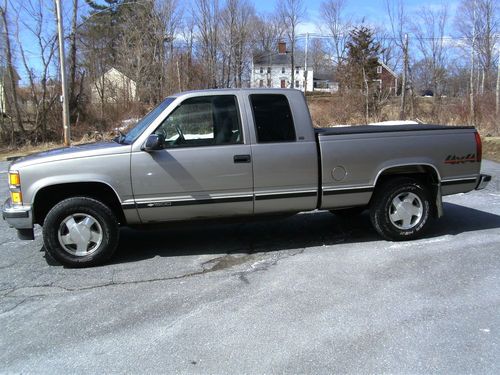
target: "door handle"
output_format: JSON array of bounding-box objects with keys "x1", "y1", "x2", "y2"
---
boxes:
[{"x1": 234, "y1": 154, "x2": 251, "y2": 163}]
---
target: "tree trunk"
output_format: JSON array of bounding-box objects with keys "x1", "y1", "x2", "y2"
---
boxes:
[
  {"x1": 69, "y1": 0, "x2": 78, "y2": 120},
  {"x1": 0, "y1": 5, "x2": 26, "y2": 137}
]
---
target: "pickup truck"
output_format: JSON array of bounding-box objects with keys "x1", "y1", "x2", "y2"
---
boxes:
[{"x1": 3, "y1": 89, "x2": 491, "y2": 267}]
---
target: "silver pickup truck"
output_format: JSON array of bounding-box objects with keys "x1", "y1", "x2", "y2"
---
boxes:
[{"x1": 3, "y1": 89, "x2": 491, "y2": 267}]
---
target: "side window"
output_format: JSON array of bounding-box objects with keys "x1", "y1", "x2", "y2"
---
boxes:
[
  {"x1": 154, "y1": 95, "x2": 242, "y2": 148},
  {"x1": 250, "y1": 94, "x2": 296, "y2": 143}
]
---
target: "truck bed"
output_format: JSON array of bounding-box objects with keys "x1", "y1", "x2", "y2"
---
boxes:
[{"x1": 315, "y1": 124, "x2": 479, "y2": 210}]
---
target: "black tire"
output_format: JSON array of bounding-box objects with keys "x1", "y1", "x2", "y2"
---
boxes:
[
  {"x1": 42, "y1": 197, "x2": 119, "y2": 267},
  {"x1": 370, "y1": 177, "x2": 432, "y2": 241}
]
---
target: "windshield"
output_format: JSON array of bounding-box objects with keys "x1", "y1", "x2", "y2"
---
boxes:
[{"x1": 121, "y1": 97, "x2": 175, "y2": 144}]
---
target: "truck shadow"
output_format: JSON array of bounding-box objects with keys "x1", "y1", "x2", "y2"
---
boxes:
[{"x1": 111, "y1": 202, "x2": 500, "y2": 265}]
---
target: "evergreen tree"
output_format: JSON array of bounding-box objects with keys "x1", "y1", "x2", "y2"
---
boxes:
[{"x1": 344, "y1": 26, "x2": 382, "y2": 90}]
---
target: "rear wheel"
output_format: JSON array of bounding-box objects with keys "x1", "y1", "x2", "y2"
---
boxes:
[
  {"x1": 43, "y1": 197, "x2": 119, "y2": 267},
  {"x1": 370, "y1": 177, "x2": 432, "y2": 241}
]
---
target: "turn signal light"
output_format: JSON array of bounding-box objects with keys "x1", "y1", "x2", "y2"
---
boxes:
[
  {"x1": 9, "y1": 172, "x2": 20, "y2": 187},
  {"x1": 11, "y1": 191, "x2": 22, "y2": 205}
]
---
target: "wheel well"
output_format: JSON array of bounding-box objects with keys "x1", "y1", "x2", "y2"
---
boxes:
[
  {"x1": 375, "y1": 165, "x2": 440, "y2": 187},
  {"x1": 33, "y1": 182, "x2": 126, "y2": 226},
  {"x1": 372, "y1": 165, "x2": 441, "y2": 217}
]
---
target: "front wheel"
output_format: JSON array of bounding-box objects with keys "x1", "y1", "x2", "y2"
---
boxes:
[
  {"x1": 42, "y1": 197, "x2": 119, "y2": 267},
  {"x1": 370, "y1": 177, "x2": 432, "y2": 241}
]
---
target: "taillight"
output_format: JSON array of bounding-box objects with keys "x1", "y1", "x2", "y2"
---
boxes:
[{"x1": 475, "y1": 132, "x2": 482, "y2": 162}]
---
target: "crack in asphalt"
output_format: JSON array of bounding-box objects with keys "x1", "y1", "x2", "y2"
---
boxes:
[{"x1": 0, "y1": 247, "x2": 313, "y2": 315}]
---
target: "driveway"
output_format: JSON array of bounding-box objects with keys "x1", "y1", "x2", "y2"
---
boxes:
[{"x1": 0, "y1": 160, "x2": 499, "y2": 374}]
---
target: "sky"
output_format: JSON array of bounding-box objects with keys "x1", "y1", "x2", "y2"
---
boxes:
[
  {"x1": 257, "y1": 0, "x2": 459, "y2": 35},
  {"x1": 11, "y1": 0, "x2": 463, "y2": 84}
]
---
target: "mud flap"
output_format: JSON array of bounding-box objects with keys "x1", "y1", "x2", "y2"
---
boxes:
[{"x1": 432, "y1": 183, "x2": 443, "y2": 218}]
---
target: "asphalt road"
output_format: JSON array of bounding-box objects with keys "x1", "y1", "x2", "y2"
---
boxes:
[{"x1": 0, "y1": 160, "x2": 499, "y2": 374}]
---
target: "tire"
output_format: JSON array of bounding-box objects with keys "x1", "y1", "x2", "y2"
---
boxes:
[
  {"x1": 370, "y1": 177, "x2": 432, "y2": 241},
  {"x1": 42, "y1": 197, "x2": 119, "y2": 267}
]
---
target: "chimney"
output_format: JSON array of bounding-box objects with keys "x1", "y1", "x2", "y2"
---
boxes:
[{"x1": 278, "y1": 41, "x2": 286, "y2": 55}]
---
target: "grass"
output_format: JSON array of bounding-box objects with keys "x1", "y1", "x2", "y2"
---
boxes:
[
  {"x1": 0, "y1": 143, "x2": 62, "y2": 162},
  {"x1": 483, "y1": 137, "x2": 500, "y2": 163}
]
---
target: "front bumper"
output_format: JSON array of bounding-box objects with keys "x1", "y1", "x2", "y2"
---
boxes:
[
  {"x1": 2, "y1": 198, "x2": 34, "y2": 240},
  {"x1": 475, "y1": 174, "x2": 492, "y2": 190}
]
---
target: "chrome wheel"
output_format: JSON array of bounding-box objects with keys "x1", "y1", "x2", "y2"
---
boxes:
[
  {"x1": 389, "y1": 192, "x2": 423, "y2": 230},
  {"x1": 57, "y1": 213, "x2": 103, "y2": 257}
]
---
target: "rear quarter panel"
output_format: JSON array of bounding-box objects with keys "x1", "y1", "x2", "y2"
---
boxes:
[{"x1": 319, "y1": 128, "x2": 480, "y2": 209}]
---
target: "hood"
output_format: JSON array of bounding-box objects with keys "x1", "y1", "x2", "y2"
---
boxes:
[{"x1": 10, "y1": 141, "x2": 131, "y2": 169}]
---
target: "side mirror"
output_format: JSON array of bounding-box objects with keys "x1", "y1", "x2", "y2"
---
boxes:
[{"x1": 143, "y1": 134, "x2": 165, "y2": 151}]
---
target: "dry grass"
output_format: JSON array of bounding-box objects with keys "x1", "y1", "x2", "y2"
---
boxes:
[
  {"x1": 0, "y1": 132, "x2": 115, "y2": 162},
  {"x1": 483, "y1": 137, "x2": 500, "y2": 163}
]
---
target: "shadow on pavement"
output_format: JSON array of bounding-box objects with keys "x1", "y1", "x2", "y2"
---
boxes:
[{"x1": 109, "y1": 202, "x2": 500, "y2": 265}]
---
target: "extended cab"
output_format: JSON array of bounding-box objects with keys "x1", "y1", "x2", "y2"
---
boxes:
[{"x1": 3, "y1": 89, "x2": 491, "y2": 267}]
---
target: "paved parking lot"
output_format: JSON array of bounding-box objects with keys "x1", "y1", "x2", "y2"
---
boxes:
[{"x1": 0, "y1": 160, "x2": 499, "y2": 374}]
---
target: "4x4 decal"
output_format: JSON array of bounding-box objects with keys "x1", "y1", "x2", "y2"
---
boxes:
[{"x1": 444, "y1": 154, "x2": 477, "y2": 164}]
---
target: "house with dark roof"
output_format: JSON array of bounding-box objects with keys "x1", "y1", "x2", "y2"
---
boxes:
[
  {"x1": 313, "y1": 73, "x2": 339, "y2": 93},
  {"x1": 251, "y1": 42, "x2": 313, "y2": 92}
]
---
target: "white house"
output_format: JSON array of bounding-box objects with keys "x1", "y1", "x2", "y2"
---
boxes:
[
  {"x1": 251, "y1": 42, "x2": 314, "y2": 92},
  {"x1": 91, "y1": 67, "x2": 137, "y2": 104}
]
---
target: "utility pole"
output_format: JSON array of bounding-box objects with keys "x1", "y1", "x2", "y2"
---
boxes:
[
  {"x1": 304, "y1": 32, "x2": 309, "y2": 93},
  {"x1": 400, "y1": 33, "x2": 408, "y2": 120},
  {"x1": 55, "y1": 0, "x2": 71, "y2": 146}
]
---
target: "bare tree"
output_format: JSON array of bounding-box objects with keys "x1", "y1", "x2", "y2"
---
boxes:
[
  {"x1": 319, "y1": 0, "x2": 350, "y2": 68},
  {"x1": 15, "y1": 0, "x2": 58, "y2": 141},
  {"x1": 386, "y1": 0, "x2": 412, "y2": 118},
  {"x1": 455, "y1": 0, "x2": 499, "y2": 93},
  {"x1": 220, "y1": 0, "x2": 255, "y2": 88},
  {"x1": 253, "y1": 12, "x2": 285, "y2": 53},
  {"x1": 412, "y1": 4, "x2": 449, "y2": 102},
  {"x1": 276, "y1": 0, "x2": 306, "y2": 87},
  {"x1": 156, "y1": 0, "x2": 183, "y2": 95},
  {"x1": 309, "y1": 38, "x2": 332, "y2": 74},
  {"x1": 0, "y1": 1, "x2": 25, "y2": 139},
  {"x1": 68, "y1": 0, "x2": 82, "y2": 122},
  {"x1": 193, "y1": 0, "x2": 220, "y2": 88}
]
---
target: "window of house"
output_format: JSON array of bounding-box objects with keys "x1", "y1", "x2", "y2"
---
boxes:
[
  {"x1": 377, "y1": 66, "x2": 382, "y2": 74},
  {"x1": 259, "y1": 79, "x2": 264, "y2": 87},
  {"x1": 267, "y1": 67, "x2": 271, "y2": 73},
  {"x1": 154, "y1": 95, "x2": 242, "y2": 148},
  {"x1": 260, "y1": 67, "x2": 263, "y2": 74},
  {"x1": 282, "y1": 67, "x2": 285, "y2": 73},
  {"x1": 250, "y1": 94, "x2": 296, "y2": 143},
  {"x1": 267, "y1": 79, "x2": 272, "y2": 87},
  {"x1": 295, "y1": 80, "x2": 299, "y2": 88},
  {"x1": 280, "y1": 80, "x2": 286, "y2": 88},
  {"x1": 295, "y1": 67, "x2": 299, "y2": 74}
]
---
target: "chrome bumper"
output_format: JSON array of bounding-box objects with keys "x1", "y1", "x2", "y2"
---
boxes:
[
  {"x1": 2, "y1": 198, "x2": 34, "y2": 240},
  {"x1": 475, "y1": 174, "x2": 491, "y2": 190}
]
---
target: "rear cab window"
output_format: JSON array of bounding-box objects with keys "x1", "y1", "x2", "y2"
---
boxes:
[{"x1": 249, "y1": 94, "x2": 296, "y2": 143}]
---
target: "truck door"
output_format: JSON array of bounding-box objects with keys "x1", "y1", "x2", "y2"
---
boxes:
[
  {"x1": 130, "y1": 94, "x2": 254, "y2": 223},
  {"x1": 247, "y1": 93, "x2": 318, "y2": 214}
]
